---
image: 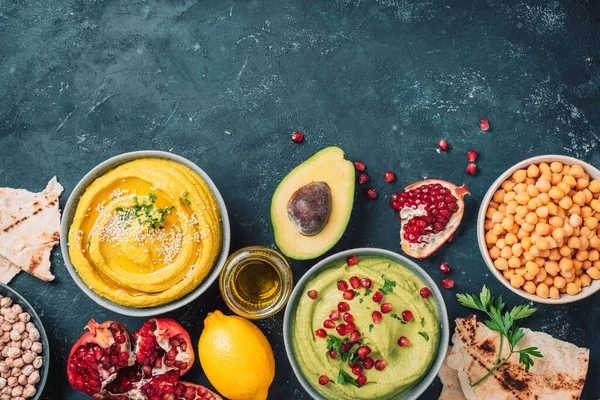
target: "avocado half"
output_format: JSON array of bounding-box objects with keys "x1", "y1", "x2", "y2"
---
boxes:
[{"x1": 271, "y1": 146, "x2": 355, "y2": 260}]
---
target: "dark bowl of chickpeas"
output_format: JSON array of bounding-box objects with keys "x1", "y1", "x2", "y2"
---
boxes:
[{"x1": 478, "y1": 155, "x2": 600, "y2": 304}]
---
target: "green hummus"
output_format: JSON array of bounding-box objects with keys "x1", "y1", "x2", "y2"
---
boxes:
[{"x1": 291, "y1": 256, "x2": 440, "y2": 400}]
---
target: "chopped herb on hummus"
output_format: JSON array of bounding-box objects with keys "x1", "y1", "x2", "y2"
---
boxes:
[
  {"x1": 182, "y1": 191, "x2": 191, "y2": 205},
  {"x1": 418, "y1": 332, "x2": 429, "y2": 341},
  {"x1": 378, "y1": 275, "x2": 397, "y2": 295},
  {"x1": 390, "y1": 314, "x2": 407, "y2": 324},
  {"x1": 420, "y1": 317, "x2": 425, "y2": 327},
  {"x1": 337, "y1": 369, "x2": 359, "y2": 387}
]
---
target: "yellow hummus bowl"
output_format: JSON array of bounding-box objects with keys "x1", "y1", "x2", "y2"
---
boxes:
[
  {"x1": 60, "y1": 151, "x2": 230, "y2": 316},
  {"x1": 283, "y1": 248, "x2": 449, "y2": 400}
]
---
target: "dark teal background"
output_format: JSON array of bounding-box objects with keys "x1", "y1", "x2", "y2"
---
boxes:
[{"x1": 1, "y1": 0, "x2": 599, "y2": 398}]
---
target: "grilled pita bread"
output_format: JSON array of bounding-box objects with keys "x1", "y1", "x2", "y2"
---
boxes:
[
  {"x1": 440, "y1": 315, "x2": 589, "y2": 400},
  {"x1": 439, "y1": 347, "x2": 467, "y2": 400},
  {"x1": 0, "y1": 177, "x2": 63, "y2": 282}
]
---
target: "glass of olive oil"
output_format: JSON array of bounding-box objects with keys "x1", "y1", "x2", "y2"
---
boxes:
[{"x1": 219, "y1": 246, "x2": 293, "y2": 319}]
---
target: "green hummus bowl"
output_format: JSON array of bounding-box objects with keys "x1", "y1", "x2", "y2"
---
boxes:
[{"x1": 283, "y1": 248, "x2": 449, "y2": 400}]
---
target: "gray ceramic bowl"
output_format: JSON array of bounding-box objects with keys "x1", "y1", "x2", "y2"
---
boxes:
[
  {"x1": 283, "y1": 248, "x2": 449, "y2": 400},
  {"x1": 477, "y1": 155, "x2": 600, "y2": 304},
  {"x1": 60, "y1": 151, "x2": 231, "y2": 317},
  {"x1": 0, "y1": 284, "x2": 49, "y2": 400}
]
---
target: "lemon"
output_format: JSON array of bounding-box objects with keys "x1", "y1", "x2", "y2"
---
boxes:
[{"x1": 199, "y1": 310, "x2": 275, "y2": 400}]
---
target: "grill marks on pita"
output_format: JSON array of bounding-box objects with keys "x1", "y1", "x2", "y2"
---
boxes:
[{"x1": 0, "y1": 177, "x2": 63, "y2": 283}]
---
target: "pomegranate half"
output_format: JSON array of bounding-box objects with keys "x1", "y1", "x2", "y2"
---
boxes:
[{"x1": 395, "y1": 180, "x2": 470, "y2": 258}]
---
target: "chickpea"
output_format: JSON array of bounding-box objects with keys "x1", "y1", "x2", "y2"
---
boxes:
[
  {"x1": 588, "y1": 249, "x2": 599, "y2": 261},
  {"x1": 504, "y1": 233, "x2": 517, "y2": 246},
  {"x1": 515, "y1": 192, "x2": 531, "y2": 205},
  {"x1": 535, "y1": 206, "x2": 548, "y2": 218},
  {"x1": 524, "y1": 212, "x2": 537, "y2": 225},
  {"x1": 587, "y1": 267, "x2": 600, "y2": 279},
  {"x1": 589, "y1": 179, "x2": 600, "y2": 193},
  {"x1": 493, "y1": 189, "x2": 505, "y2": 203},
  {"x1": 494, "y1": 258, "x2": 508, "y2": 271},
  {"x1": 535, "y1": 223, "x2": 551, "y2": 236},
  {"x1": 590, "y1": 235, "x2": 600, "y2": 249},
  {"x1": 485, "y1": 231, "x2": 498, "y2": 245},
  {"x1": 580, "y1": 274, "x2": 592, "y2": 287},
  {"x1": 513, "y1": 169, "x2": 527, "y2": 183},
  {"x1": 568, "y1": 164, "x2": 584, "y2": 178},
  {"x1": 577, "y1": 178, "x2": 589, "y2": 190},
  {"x1": 503, "y1": 269, "x2": 515, "y2": 280},
  {"x1": 502, "y1": 180, "x2": 516, "y2": 191},
  {"x1": 489, "y1": 246, "x2": 501, "y2": 259},
  {"x1": 563, "y1": 174, "x2": 577, "y2": 188},
  {"x1": 484, "y1": 220, "x2": 494, "y2": 230},
  {"x1": 551, "y1": 173, "x2": 563, "y2": 185},
  {"x1": 575, "y1": 250, "x2": 588, "y2": 262},
  {"x1": 557, "y1": 182, "x2": 571, "y2": 195},
  {"x1": 517, "y1": 228, "x2": 528, "y2": 240},
  {"x1": 582, "y1": 206, "x2": 594, "y2": 218},
  {"x1": 535, "y1": 179, "x2": 551, "y2": 193},
  {"x1": 548, "y1": 187, "x2": 564, "y2": 201},
  {"x1": 553, "y1": 276, "x2": 566, "y2": 289},
  {"x1": 547, "y1": 202, "x2": 558, "y2": 215},
  {"x1": 525, "y1": 164, "x2": 539, "y2": 178},
  {"x1": 561, "y1": 268, "x2": 575, "y2": 279},
  {"x1": 549, "y1": 287, "x2": 560, "y2": 299},
  {"x1": 548, "y1": 216, "x2": 562, "y2": 228},
  {"x1": 502, "y1": 218, "x2": 515, "y2": 231},
  {"x1": 536, "y1": 237, "x2": 549, "y2": 251},
  {"x1": 536, "y1": 283, "x2": 550, "y2": 298},
  {"x1": 538, "y1": 192, "x2": 551, "y2": 205},
  {"x1": 573, "y1": 191, "x2": 587, "y2": 206},
  {"x1": 549, "y1": 161, "x2": 562, "y2": 173},
  {"x1": 514, "y1": 183, "x2": 527, "y2": 193},
  {"x1": 566, "y1": 282, "x2": 581, "y2": 295},
  {"x1": 504, "y1": 191, "x2": 517, "y2": 203},
  {"x1": 525, "y1": 261, "x2": 540, "y2": 275},
  {"x1": 563, "y1": 223, "x2": 574, "y2": 237},
  {"x1": 521, "y1": 237, "x2": 532, "y2": 251},
  {"x1": 548, "y1": 249, "x2": 561, "y2": 261},
  {"x1": 526, "y1": 185, "x2": 539, "y2": 198},
  {"x1": 538, "y1": 162, "x2": 550, "y2": 173},
  {"x1": 558, "y1": 196, "x2": 573, "y2": 210},
  {"x1": 521, "y1": 222, "x2": 535, "y2": 233},
  {"x1": 580, "y1": 236, "x2": 589, "y2": 250},
  {"x1": 506, "y1": 201, "x2": 518, "y2": 214},
  {"x1": 584, "y1": 217, "x2": 598, "y2": 230},
  {"x1": 559, "y1": 258, "x2": 573, "y2": 272},
  {"x1": 523, "y1": 281, "x2": 537, "y2": 294},
  {"x1": 508, "y1": 256, "x2": 521, "y2": 269},
  {"x1": 512, "y1": 243, "x2": 524, "y2": 257},
  {"x1": 567, "y1": 237, "x2": 581, "y2": 250},
  {"x1": 510, "y1": 275, "x2": 525, "y2": 288}
]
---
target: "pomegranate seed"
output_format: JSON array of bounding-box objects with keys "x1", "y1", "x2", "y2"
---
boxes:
[
  {"x1": 338, "y1": 302, "x2": 350, "y2": 312},
  {"x1": 346, "y1": 255, "x2": 359, "y2": 266},
  {"x1": 343, "y1": 290, "x2": 355, "y2": 300},
  {"x1": 357, "y1": 346, "x2": 371, "y2": 359},
  {"x1": 353, "y1": 160, "x2": 366, "y2": 171},
  {"x1": 336, "y1": 324, "x2": 347, "y2": 336},
  {"x1": 440, "y1": 262, "x2": 452, "y2": 274},
  {"x1": 467, "y1": 150, "x2": 478, "y2": 162},
  {"x1": 349, "y1": 276, "x2": 361, "y2": 289},
  {"x1": 420, "y1": 287, "x2": 432, "y2": 298},
  {"x1": 356, "y1": 375, "x2": 367, "y2": 387},
  {"x1": 329, "y1": 349, "x2": 339, "y2": 359},
  {"x1": 362, "y1": 357, "x2": 374, "y2": 369},
  {"x1": 380, "y1": 303, "x2": 393, "y2": 314},
  {"x1": 323, "y1": 320, "x2": 335, "y2": 329},
  {"x1": 343, "y1": 313, "x2": 354, "y2": 323},
  {"x1": 479, "y1": 118, "x2": 490, "y2": 131},
  {"x1": 358, "y1": 172, "x2": 370, "y2": 184},
  {"x1": 402, "y1": 310, "x2": 413, "y2": 321},
  {"x1": 352, "y1": 365, "x2": 363, "y2": 376},
  {"x1": 319, "y1": 375, "x2": 329, "y2": 385},
  {"x1": 329, "y1": 310, "x2": 340, "y2": 321},
  {"x1": 391, "y1": 193, "x2": 401, "y2": 202},
  {"x1": 337, "y1": 280, "x2": 349, "y2": 291},
  {"x1": 345, "y1": 322, "x2": 356, "y2": 333},
  {"x1": 441, "y1": 278, "x2": 455, "y2": 289},
  {"x1": 365, "y1": 188, "x2": 377, "y2": 199},
  {"x1": 398, "y1": 336, "x2": 411, "y2": 347},
  {"x1": 315, "y1": 329, "x2": 327, "y2": 338},
  {"x1": 466, "y1": 163, "x2": 477, "y2": 176},
  {"x1": 291, "y1": 131, "x2": 304, "y2": 142},
  {"x1": 372, "y1": 311, "x2": 383, "y2": 324},
  {"x1": 374, "y1": 359, "x2": 387, "y2": 371},
  {"x1": 384, "y1": 171, "x2": 395, "y2": 182},
  {"x1": 350, "y1": 331, "x2": 361, "y2": 341},
  {"x1": 360, "y1": 278, "x2": 372, "y2": 289},
  {"x1": 307, "y1": 290, "x2": 318, "y2": 299},
  {"x1": 390, "y1": 200, "x2": 401, "y2": 210},
  {"x1": 372, "y1": 291, "x2": 383, "y2": 303},
  {"x1": 438, "y1": 139, "x2": 449, "y2": 151}
]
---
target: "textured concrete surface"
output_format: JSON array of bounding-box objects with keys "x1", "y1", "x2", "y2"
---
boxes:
[{"x1": 1, "y1": 0, "x2": 599, "y2": 398}]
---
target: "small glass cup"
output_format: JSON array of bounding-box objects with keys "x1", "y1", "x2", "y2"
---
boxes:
[{"x1": 219, "y1": 246, "x2": 293, "y2": 319}]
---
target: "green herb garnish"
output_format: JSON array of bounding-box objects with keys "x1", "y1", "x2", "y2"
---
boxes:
[
  {"x1": 418, "y1": 332, "x2": 429, "y2": 341},
  {"x1": 368, "y1": 324, "x2": 374, "y2": 332},
  {"x1": 390, "y1": 313, "x2": 407, "y2": 324},
  {"x1": 420, "y1": 317, "x2": 425, "y2": 327},
  {"x1": 457, "y1": 285, "x2": 542, "y2": 386},
  {"x1": 148, "y1": 193, "x2": 157, "y2": 203},
  {"x1": 116, "y1": 194, "x2": 174, "y2": 232},
  {"x1": 359, "y1": 298, "x2": 363, "y2": 304},
  {"x1": 364, "y1": 289, "x2": 373, "y2": 296},
  {"x1": 337, "y1": 369, "x2": 359, "y2": 387},
  {"x1": 182, "y1": 191, "x2": 191, "y2": 206},
  {"x1": 87, "y1": 241, "x2": 91, "y2": 250},
  {"x1": 378, "y1": 275, "x2": 397, "y2": 295}
]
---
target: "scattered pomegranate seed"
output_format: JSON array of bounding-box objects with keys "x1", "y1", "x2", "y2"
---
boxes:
[
  {"x1": 315, "y1": 329, "x2": 327, "y2": 338},
  {"x1": 352, "y1": 365, "x2": 363, "y2": 376},
  {"x1": 343, "y1": 290, "x2": 356, "y2": 300},
  {"x1": 438, "y1": 139, "x2": 449, "y2": 151},
  {"x1": 380, "y1": 303, "x2": 393, "y2": 314},
  {"x1": 356, "y1": 375, "x2": 367, "y2": 387},
  {"x1": 349, "y1": 276, "x2": 361, "y2": 289},
  {"x1": 329, "y1": 349, "x2": 339, "y2": 359},
  {"x1": 290, "y1": 131, "x2": 304, "y2": 143},
  {"x1": 350, "y1": 331, "x2": 361, "y2": 341},
  {"x1": 346, "y1": 255, "x2": 359, "y2": 266},
  {"x1": 338, "y1": 302, "x2": 350, "y2": 312},
  {"x1": 307, "y1": 290, "x2": 318, "y2": 299},
  {"x1": 466, "y1": 163, "x2": 477, "y2": 176},
  {"x1": 357, "y1": 346, "x2": 371, "y2": 359},
  {"x1": 420, "y1": 287, "x2": 432, "y2": 298},
  {"x1": 343, "y1": 313, "x2": 354, "y2": 323},
  {"x1": 329, "y1": 310, "x2": 340, "y2": 321},
  {"x1": 384, "y1": 171, "x2": 396, "y2": 182},
  {"x1": 319, "y1": 375, "x2": 329, "y2": 385},
  {"x1": 323, "y1": 320, "x2": 335, "y2": 329},
  {"x1": 374, "y1": 359, "x2": 387, "y2": 371},
  {"x1": 365, "y1": 188, "x2": 378, "y2": 199},
  {"x1": 467, "y1": 150, "x2": 478, "y2": 162},
  {"x1": 353, "y1": 160, "x2": 366, "y2": 171},
  {"x1": 441, "y1": 278, "x2": 455, "y2": 289},
  {"x1": 345, "y1": 323, "x2": 356, "y2": 333},
  {"x1": 360, "y1": 278, "x2": 372, "y2": 289},
  {"x1": 336, "y1": 324, "x2": 347, "y2": 336},
  {"x1": 372, "y1": 311, "x2": 383, "y2": 324},
  {"x1": 337, "y1": 280, "x2": 348, "y2": 291},
  {"x1": 358, "y1": 172, "x2": 370, "y2": 184},
  {"x1": 398, "y1": 336, "x2": 411, "y2": 347},
  {"x1": 362, "y1": 357, "x2": 374, "y2": 369},
  {"x1": 372, "y1": 291, "x2": 383, "y2": 303},
  {"x1": 390, "y1": 200, "x2": 401, "y2": 210},
  {"x1": 479, "y1": 118, "x2": 490, "y2": 131},
  {"x1": 440, "y1": 262, "x2": 452, "y2": 274},
  {"x1": 402, "y1": 310, "x2": 413, "y2": 321}
]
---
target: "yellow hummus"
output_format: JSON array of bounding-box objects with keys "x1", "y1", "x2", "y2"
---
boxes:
[
  {"x1": 292, "y1": 257, "x2": 440, "y2": 400},
  {"x1": 68, "y1": 158, "x2": 222, "y2": 308}
]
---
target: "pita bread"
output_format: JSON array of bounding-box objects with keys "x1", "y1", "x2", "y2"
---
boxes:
[
  {"x1": 0, "y1": 177, "x2": 63, "y2": 282},
  {"x1": 440, "y1": 316, "x2": 589, "y2": 400},
  {"x1": 439, "y1": 347, "x2": 467, "y2": 400}
]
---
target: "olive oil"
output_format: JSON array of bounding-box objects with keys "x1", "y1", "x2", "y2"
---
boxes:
[{"x1": 231, "y1": 260, "x2": 281, "y2": 309}]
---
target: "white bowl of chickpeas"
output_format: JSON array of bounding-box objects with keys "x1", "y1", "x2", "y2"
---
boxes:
[{"x1": 479, "y1": 155, "x2": 600, "y2": 304}]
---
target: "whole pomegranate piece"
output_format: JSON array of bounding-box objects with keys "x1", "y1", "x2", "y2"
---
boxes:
[
  {"x1": 396, "y1": 180, "x2": 470, "y2": 258},
  {"x1": 172, "y1": 381, "x2": 223, "y2": 399},
  {"x1": 67, "y1": 320, "x2": 134, "y2": 397},
  {"x1": 290, "y1": 131, "x2": 304, "y2": 143}
]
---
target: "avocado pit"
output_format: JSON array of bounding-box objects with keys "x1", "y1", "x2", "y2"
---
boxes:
[{"x1": 287, "y1": 182, "x2": 332, "y2": 236}]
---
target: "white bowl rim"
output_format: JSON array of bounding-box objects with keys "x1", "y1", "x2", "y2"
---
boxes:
[
  {"x1": 60, "y1": 150, "x2": 231, "y2": 317},
  {"x1": 477, "y1": 154, "x2": 600, "y2": 304},
  {"x1": 282, "y1": 247, "x2": 450, "y2": 400}
]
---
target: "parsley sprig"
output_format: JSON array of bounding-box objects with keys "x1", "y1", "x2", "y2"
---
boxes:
[
  {"x1": 456, "y1": 285, "x2": 543, "y2": 386},
  {"x1": 116, "y1": 193, "x2": 174, "y2": 232}
]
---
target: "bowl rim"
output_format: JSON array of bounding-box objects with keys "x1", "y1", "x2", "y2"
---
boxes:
[
  {"x1": 0, "y1": 283, "x2": 49, "y2": 400},
  {"x1": 477, "y1": 154, "x2": 600, "y2": 304},
  {"x1": 282, "y1": 247, "x2": 450, "y2": 400},
  {"x1": 60, "y1": 150, "x2": 231, "y2": 317}
]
